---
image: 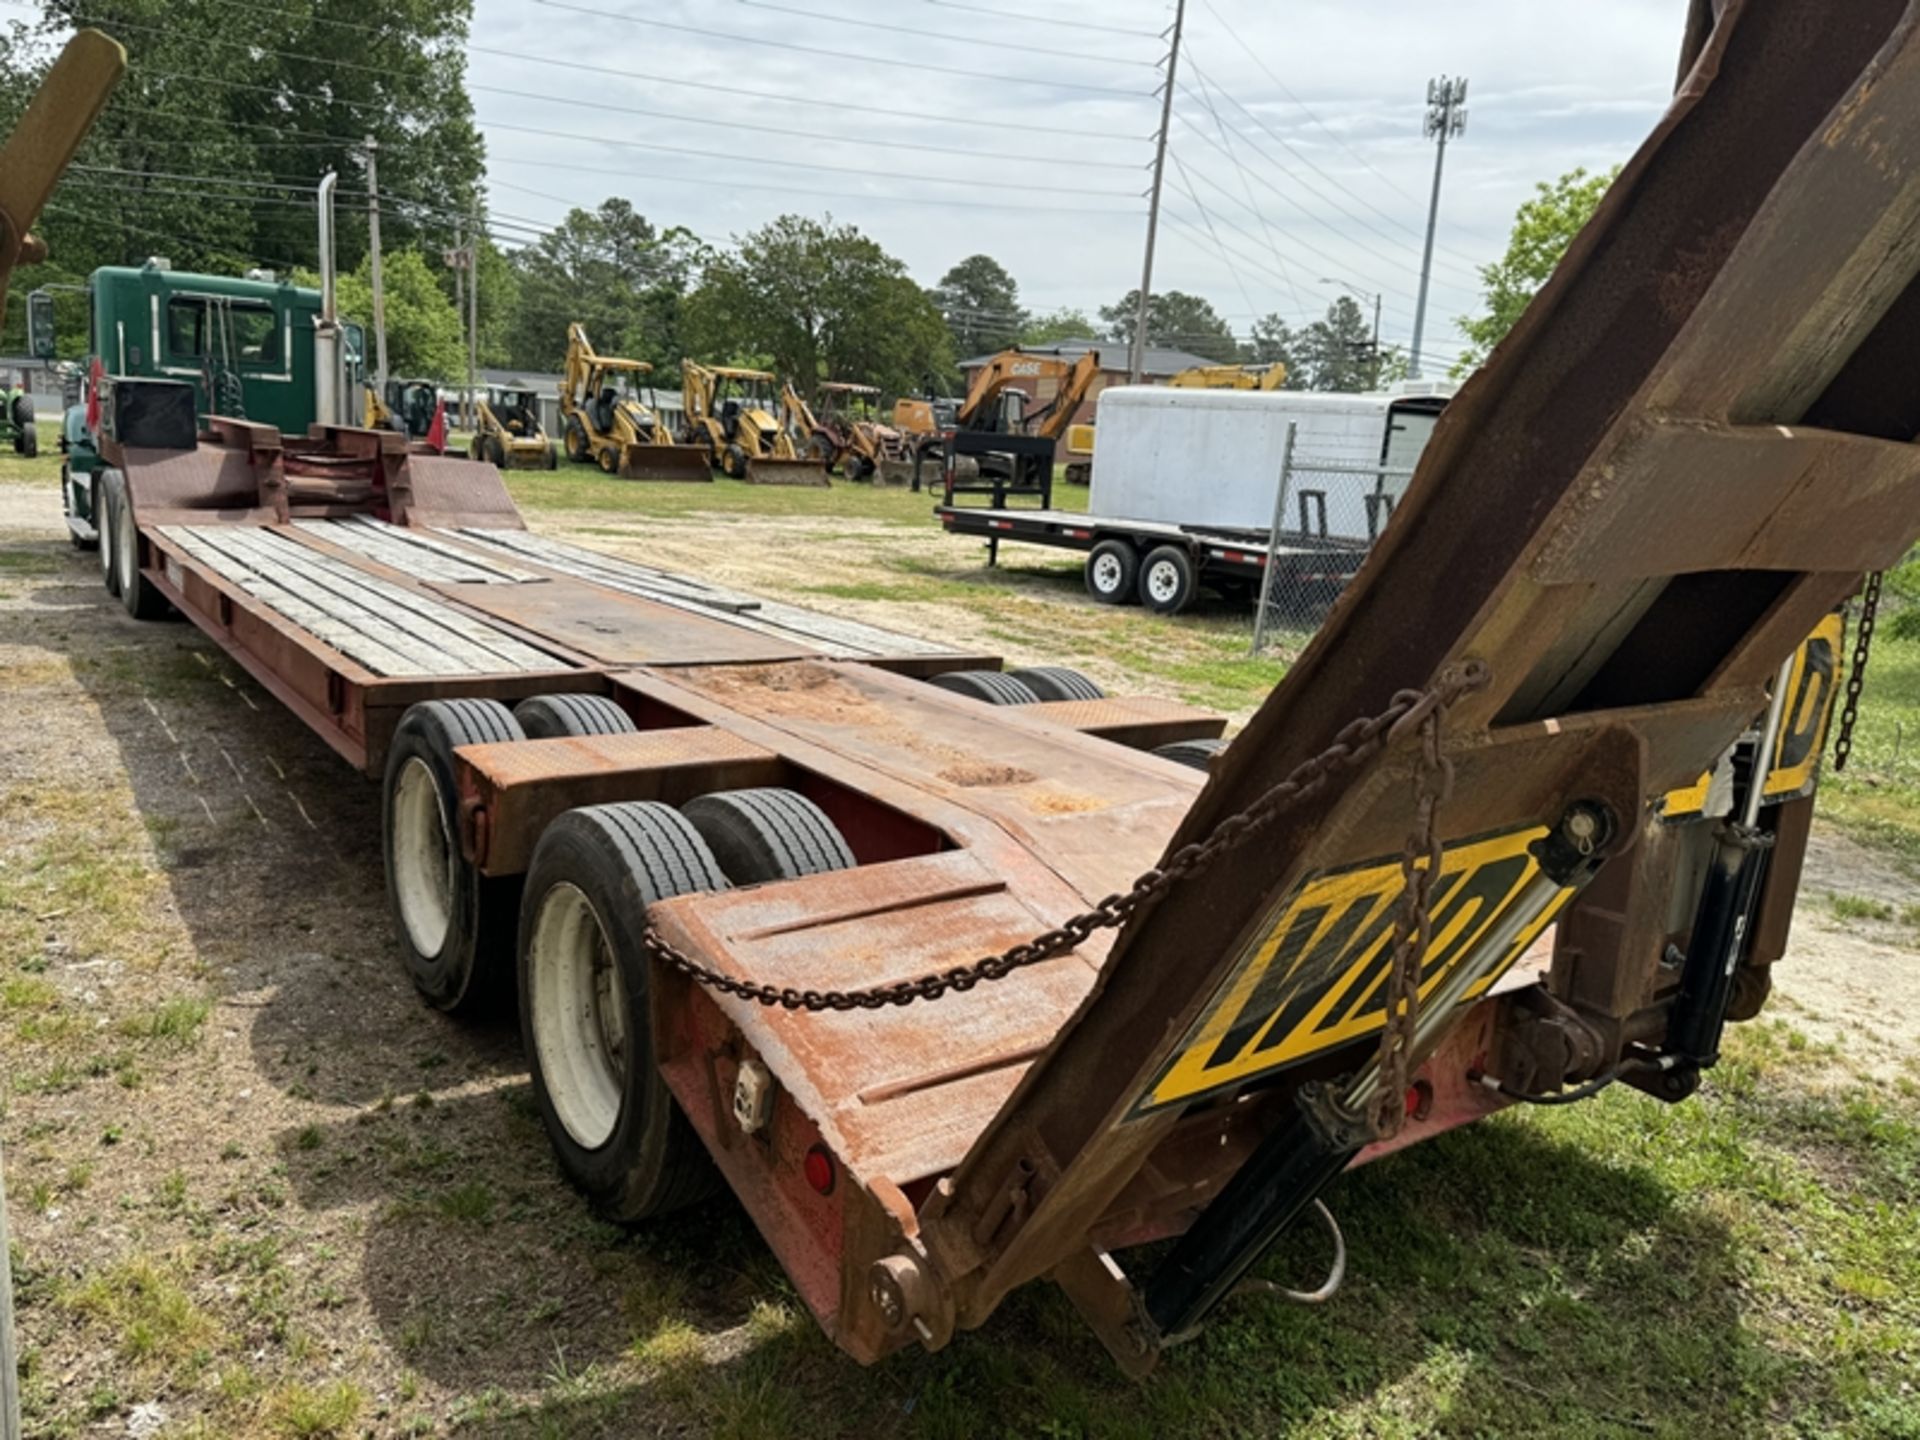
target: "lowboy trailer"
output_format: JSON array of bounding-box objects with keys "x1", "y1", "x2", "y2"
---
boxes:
[{"x1": 74, "y1": 0, "x2": 1920, "y2": 1376}]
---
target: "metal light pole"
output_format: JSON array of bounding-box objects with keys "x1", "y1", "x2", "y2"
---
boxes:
[
  {"x1": 1129, "y1": 0, "x2": 1187, "y2": 383},
  {"x1": 1409, "y1": 76, "x2": 1468, "y2": 379},
  {"x1": 1320, "y1": 277, "x2": 1384, "y2": 389}
]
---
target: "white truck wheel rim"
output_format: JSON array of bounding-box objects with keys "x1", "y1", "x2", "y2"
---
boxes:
[
  {"x1": 392, "y1": 758, "x2": 454, "y2": 957},
  {"x1": 115, "y1": 494, "x2": 138, "y2": 595},
  {"x1": 1092, "y1": 553, "x2": 1122, "y2": 593},
  {"x1": 1148, "y1": 561, "x2": 1180, "y2": 604},
  {"x1": 529, "y1": 881, "x2": 628, "y2": 1150}
]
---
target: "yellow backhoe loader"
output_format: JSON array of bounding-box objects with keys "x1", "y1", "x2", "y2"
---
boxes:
[
  {"x1": 682, "y1": 361, "x2": 827, "y2": 485},
  {"x1": 1167, "y1": 361, "x2": 1288, "y2": 390},
  {"x1": 788, "y1": 380, "x2": 914, "y2": 485},
  {"x1": 470, "y1": 383, "x2": 557, "y2": 470},
  {"x1": 559, "y1": 324, "x2": 711, "y2": 482}
]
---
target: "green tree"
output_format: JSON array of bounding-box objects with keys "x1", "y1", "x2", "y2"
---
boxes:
[
  {"x1": 1293, "y1": 296, "x2": 1380, "y2": 392},
  {"x1": 1457, "y1": 166, "x2": 1618, "y2": 371},
  {"x1": 934, "y1": 253, "x2": 1025, "y2": 357},
  {"x1": 0, "y1": 1, "x2": 484, "y2": 348},
  {"x1": 684, "y1": 214, "x2": 952, "y2": 397},
  {"x1": 296, "y1": 249, "x2": 465, "y2": 380},
  {"x1": 1241, "y1": 312, "x2": 1301, "y2": 384},
  {"x1": 507, "y1": 198, "x2": 701, "y2": 373},
  {"x1": 1099, "y1": 289, "x2": 1238, "y2": 363},
  {"x1": 1021, "y1": 307, "x2": 1097, "y2": 346}
]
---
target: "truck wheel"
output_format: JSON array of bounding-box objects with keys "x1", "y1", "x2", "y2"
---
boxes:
[
  {"x1": 1006, "y1": 666, "x2": 1104, "y2": 702},
  {"x1": 1084, "y1": 540, "x2": 1138, "y2": 606},
  {"x1": 1138, "y1": 545, "x2": 1197, "y2": 615},
  {"x1": 927, "y1": 670, "x2": 1040, "y2": 705},
  {"x1": 514, "y1": 693, "x2": 636, "y2": 740},
  {"x1": 683, "y1": 788, "x2": 855, "y2": 887},
  {"x1": 17, "y1": 421, "x2": 34, "y2": 458},
  {"x1": 519, "y1": 803, "x2": 726, "y2": 1221},
  {"x1": 96, "y1": 476, "x2": 119, "y2": 596},
  {"x1": 723, "y1": 443, "x2": 749, "y2": 480},
  {"x1": 383, "y1": 699, "x2": 527, "y2": 1014},
  {"x1": 63, "y1": 463, "x2": 96, "y2": 551},
  {"x1": 104, "y1": 469, "x2": 169, "y2": 620},
  {"x1": 564, "y1": 418, "x2": 590, "y2": 464},
  {"x1": 1153, "y1": 737, "x2": 1228, "y2": 772}
]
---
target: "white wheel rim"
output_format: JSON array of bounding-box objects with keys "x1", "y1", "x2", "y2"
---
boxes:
[
  {"x1": 98, "y1": 492, "x2": 112, "y2": 579},
  {"x1": 529, "y1": 881, "x2": 628, "y2": 1150},
  {"x1": 392, "y1": 758, "x2": 455, "y2": 957},
  {"x1": 1147, "y1": 560, "x2": 1180, "y2": 604},
  {"x1": 115, "y1": 494, "x2": 137, "y2": 595},
  {"x1": 1092, "y1": 553, "x2": 1123, "y2": 592}
]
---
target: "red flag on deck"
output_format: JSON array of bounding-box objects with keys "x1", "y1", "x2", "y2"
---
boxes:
[{"x1": 425, "y1": 398, "x2": 447, "y2": 454}]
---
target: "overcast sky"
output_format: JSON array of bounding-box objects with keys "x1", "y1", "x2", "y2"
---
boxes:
[{"x1": 468, "y1": 0, "x2": 1685, "y2": 366}]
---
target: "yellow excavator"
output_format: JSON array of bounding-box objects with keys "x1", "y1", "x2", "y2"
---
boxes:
[
  {"x1": 470, "y1": 383, "x2": 557, "y2": 470},
  {"x1": 929, "y1": 346, "x2": 1103, "y2": 493},
  {"x1": 786, "y1": 380, "x2": 914, "y2": 485},
  {"x1": 682, "y1": 361, "x2": 827, "y2": 485},
  {"x1": 1167, "y1": 361, "x2": 1288, "y2": 390},
  {"x1": 559, "y1": 324, "x2": 710, "y2": 482}
]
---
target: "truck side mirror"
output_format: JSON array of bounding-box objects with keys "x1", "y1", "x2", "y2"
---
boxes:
[{"x1": 26, "y1": 290, "x2": 55, "y2": 360}]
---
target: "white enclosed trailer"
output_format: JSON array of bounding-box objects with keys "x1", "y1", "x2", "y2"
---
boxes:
[{"x1": 935, "y1": 383, "x2": 1452, "y2": 615}]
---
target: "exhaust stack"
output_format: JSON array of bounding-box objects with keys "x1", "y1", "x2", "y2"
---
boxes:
[{"x1": 313, "y1": 171, "x2": 345, "y2": 426}]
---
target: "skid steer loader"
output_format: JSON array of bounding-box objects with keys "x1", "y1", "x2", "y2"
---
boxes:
[
  {"x1": 470, "y1": 383, "x2": 557, "y2": 470},
  {"x1": 559, "y1": 323, "x2": 711, "y2": 482},
  {"x1": 682, "y1": 361, "x2": 827, "y2": 486}
]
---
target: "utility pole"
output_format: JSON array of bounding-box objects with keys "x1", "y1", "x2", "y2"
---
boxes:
[
  {"x1": 449, "y1": 220, "x2": 466, "y2": 429},
  {"x1": 1321, "y1": 277, "x2": 1384, "y2": 389},
  {"x1": 1129, "y1": 0, "x2": 1186, "y2": 384},
  {"x1": 363, "y1": 136, "x2": 388, "y2": 393},
  {"x1": 466, "y1": 204, "x2": 479, "y2": 434},
  {"x1": 1409, "y1": 76, "x2": 1468, "y2": 379}
]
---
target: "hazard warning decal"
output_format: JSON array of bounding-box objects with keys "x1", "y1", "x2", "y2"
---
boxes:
[{"x1": 1135, "y1": 826, "x2": 1575, "y2": 1116}]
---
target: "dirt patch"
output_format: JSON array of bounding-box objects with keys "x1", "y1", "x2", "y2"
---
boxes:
[{"x1": 936, "y1": 762, "x2": 1038, "y2": 789}]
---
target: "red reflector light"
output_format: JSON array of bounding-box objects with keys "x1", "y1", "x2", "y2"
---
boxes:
[{"x1": 804, "y1": 1144, "x2": 836, "y2": 1195}]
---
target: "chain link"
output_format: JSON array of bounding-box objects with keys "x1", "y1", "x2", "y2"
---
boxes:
[
  {"x1": 1832, "y1": 572, "x2": 1881, "y2": 773},
  {"x1": 1368, "y1": 692, "x2": 1456, "y2": 1141},
  {"x1": 640, "y1": 664, "x2": 1489, "y2": 1015}
]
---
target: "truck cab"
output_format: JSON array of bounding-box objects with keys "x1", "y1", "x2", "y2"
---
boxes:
[{"x1": 34, "y1": 261, "x2": 360, "y2": 547}]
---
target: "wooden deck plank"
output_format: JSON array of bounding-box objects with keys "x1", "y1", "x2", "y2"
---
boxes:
[
  {"x1": 294, "y1": 517, "x2": 542, "y2": 584},
  {"x1": 222, "y1": 527, "x2": 560, "y2": 674}
]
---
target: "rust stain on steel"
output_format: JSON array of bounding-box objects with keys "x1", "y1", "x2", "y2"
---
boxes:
[
  {"x1": 456, "y1": 727, "x2": 784, "y2": 875},
  {"x1": 446, "y1": 578, "x2": 812, "y2": 666}
]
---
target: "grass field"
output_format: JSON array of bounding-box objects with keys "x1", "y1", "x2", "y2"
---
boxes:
[{"x1": 2, "y1": 450, "x2": 1918, "y2": 1438}]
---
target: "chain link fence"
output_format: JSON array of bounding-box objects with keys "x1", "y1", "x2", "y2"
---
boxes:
[{"x1": 1251, "y1": 423, "x2": 1414, "y2": 658}]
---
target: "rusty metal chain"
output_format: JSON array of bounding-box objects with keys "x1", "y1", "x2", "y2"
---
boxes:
[
  {"x1": 1367, "y1": 692, "x2": 1455, "y2": 1141},
  {"x1": 640, "y1": 662, "x2": 1490, "y2": 1014},
  {"x1": 1832, "y1": 571, "x2": 1881, "y2": 773}
]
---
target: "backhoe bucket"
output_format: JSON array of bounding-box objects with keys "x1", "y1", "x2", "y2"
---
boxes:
[
  {"x1": 876, "y1": 459, "x2": 915, "y2": 487},
  {"x1": 618, "y1": 443, "x2": 714, "y2": 483},
  {"x1": 744, "y1": 456, "x2": 831, "y2": 487},
  {"x1": 504, "y1": 439, "x2": 557, "y2": 471}
]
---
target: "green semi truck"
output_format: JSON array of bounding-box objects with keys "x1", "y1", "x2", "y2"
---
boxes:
[{"x1": 31, "y1": 260, "x2": 362, "y2": 550}]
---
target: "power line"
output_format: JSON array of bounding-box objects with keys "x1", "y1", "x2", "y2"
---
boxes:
[
  {"x1": 1183, "y1": 55, "x2": 1484, "y2": 282},
  {"x1": 729, "y1": 0, "x2": 1157, "y2": 63},
  {"x1": 486, "y1": 169, "x2": 1136, "y2": 219},
  {"x1": 911, "y1": 0, "x2": 1163, "y2": 39},
  {"x1": 1188, "y1": 65, "x2": 1303, "y2": 318},
  {"x1": 1169, "y1": 150, "x2": 1259, "y2": 324},
  {"x1": 532, "y1": 0, "x2": 1152, "y2": 97}
]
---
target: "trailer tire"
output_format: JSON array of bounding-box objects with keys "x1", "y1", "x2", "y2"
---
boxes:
[
  {"x1": 1138, "y1": 545, "x2": 1197, "y2": 615},
  {"x1": 927, "y1": 669, "x2": 1040, "y2": 705},
  {"x1": 104, "y1": 469, "x2": 169, "y2": 620},
  {"x1": 683, "y1": 788, "x2": 855, "y2": 887},
  {"x1": 514, "y1": 693, "x2": 636, "y2": 740},
  {"x1": 1005, "y1": 666, "x2": 1104, "y2": 702},
  {"x1": 564, "y1": 417, "x2": 590, "y2": 464},
  {"x1": 1084, "y1": 539, "x2": 1137, "y2": 606},
  {"x1": 383, "y1": 699, "x2": 527, "y2": 1015},
  {"x1": 1153, "y1": 737, "x2": 1228, "y2": 772},
  {"x1": 96, "y1": 475, "x2": 119, "y2": 596},
  {"x1": 519, "y1": 802, "x2": 726, "y2": 1222}
]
